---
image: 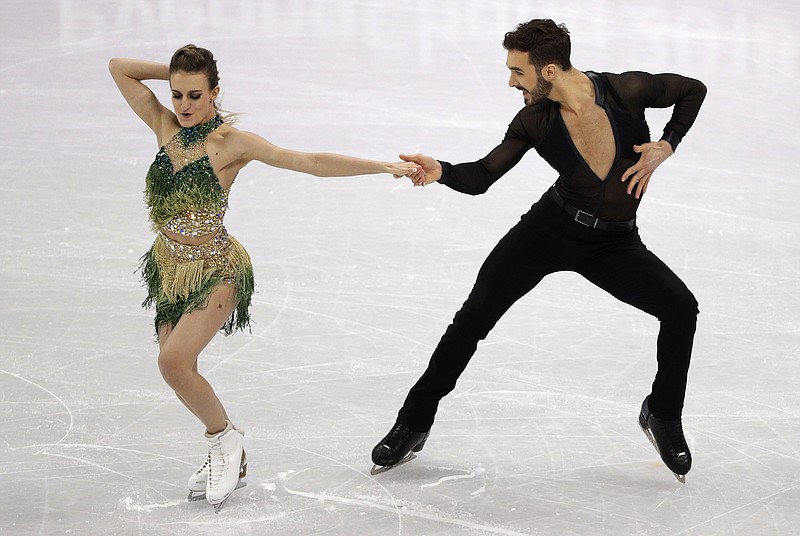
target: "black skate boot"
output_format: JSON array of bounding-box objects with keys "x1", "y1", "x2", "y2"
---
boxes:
[
  {"x1": 638, "y1": 396, "x2": 692, "y2": 483},
  {"x1": 371, "y1": 422, "x2": 430, "y2": 474}
]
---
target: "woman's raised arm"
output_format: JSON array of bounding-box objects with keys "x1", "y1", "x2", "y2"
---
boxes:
[{"x1": 109, "y1": 58, "x2": 175, "y2": 139}]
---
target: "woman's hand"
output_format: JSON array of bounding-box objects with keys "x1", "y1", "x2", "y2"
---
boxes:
[
  {"x1": 389, "y1": 161, "x2": 422, "y2": 179},
  {"x1": 399, "y1": 153, "x2": 442, "y2": 186}
]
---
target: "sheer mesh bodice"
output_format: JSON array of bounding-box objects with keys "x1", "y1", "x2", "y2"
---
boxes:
[{"x1": 439, "y1": 71, "x2": 706, "y2": 221}]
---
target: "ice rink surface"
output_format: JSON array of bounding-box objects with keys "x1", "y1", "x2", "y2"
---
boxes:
[{"x1": 1, "y1": 1, "x2": 799, "y2": 534}]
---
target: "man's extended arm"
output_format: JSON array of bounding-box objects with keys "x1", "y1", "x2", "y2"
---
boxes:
[{"x1": 402, "y1": 111, "x2": 535, "y2": 194}]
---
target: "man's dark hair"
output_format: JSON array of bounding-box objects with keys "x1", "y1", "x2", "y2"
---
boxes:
[{"x1": 502, "y1": 19, "x2": 572, "y2": 70}]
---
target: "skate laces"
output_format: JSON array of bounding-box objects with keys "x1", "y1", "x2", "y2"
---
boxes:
[
  {"x1": 660, "y1": 418, "x2": 689, "y2": 456},
  {"x1": 388, "y1": 423, "x2": 410, "y2": 439},
  {"x1": 207, "y1": 440, "x2": 226, "y2": 490},
  {"x1": 383, "y1": 424, "x2": 413, "y2": 449},
  {"x1": 667, "y1": 420, "x2": 688, "y2": 456},
  {"x1": 194, "y1": 454, "x2": 210, "y2": 477}
]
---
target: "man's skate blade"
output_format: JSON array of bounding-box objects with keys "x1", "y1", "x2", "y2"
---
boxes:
[
  {"x1": 638, "y1": 421, "x2": 657, "y2": 448},
  {"x1": 674, "y1": 473, "x2": 686, "y2": 484},
  {"x1": 187, "y1": 480, "x2": 247, "y2": 504},
  {"x1": 370, "y1": 452, "x2": 417, "y2": 475}
]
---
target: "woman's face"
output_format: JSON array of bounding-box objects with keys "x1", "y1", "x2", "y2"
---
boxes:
[{"x1": 169, "y1": 70, "x2": 219, "y2": 127}]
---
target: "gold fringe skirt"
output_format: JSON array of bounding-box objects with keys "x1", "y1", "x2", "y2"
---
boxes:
[{"x1": 139, "y1": 228, "x2": 254, "y2": 338}]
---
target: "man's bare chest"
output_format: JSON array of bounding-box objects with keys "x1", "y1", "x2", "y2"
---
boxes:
[{"x1": 560, "y1": 106, "x2": 616, "y2": 180}]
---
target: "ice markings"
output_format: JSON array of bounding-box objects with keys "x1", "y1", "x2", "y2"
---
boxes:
[
  {"x1": 420, "y1": 466, "x2": 486, "y2": 490},
  {"x1": 120, "y1": 496, "x2": 184, "y2": 512},
  {"x1": 1, "y1": 368, "x2": 73, "y2": 451}
]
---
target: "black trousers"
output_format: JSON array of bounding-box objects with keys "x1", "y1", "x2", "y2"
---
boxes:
[{"x1": 397, "y1": 189, "x2": 697, "y2": 431}]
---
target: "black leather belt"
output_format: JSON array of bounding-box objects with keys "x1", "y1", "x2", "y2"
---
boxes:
[{"x1": 549, "y1": 187, "x2": 635, "y2": 232}]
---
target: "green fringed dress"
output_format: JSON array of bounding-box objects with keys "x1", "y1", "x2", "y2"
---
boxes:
[{"x1": 140, "y1": 115, "x2": 254, "y2": 337}]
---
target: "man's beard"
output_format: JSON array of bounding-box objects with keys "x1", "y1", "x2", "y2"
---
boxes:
[{"x1": 523, "y1": 71, "x2": 552, "y2": 105}]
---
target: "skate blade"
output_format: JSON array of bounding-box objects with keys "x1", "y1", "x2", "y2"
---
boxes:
[
  {"x1": 211, "y1": 481, "x2": 247, "y2": 513},
  {"x1": 213, "y1": 499, "x2": 227, "y2": 513},
  {"x1": 188, "y1": 481, "x2": 247, "y2": 504},
  {"x1": 638, "y1": 421, "x2": 659, "y2": 451},
  {"x1": 370, "y1": 452, "x2": 417, "y2": 475},
  {"x1": 639, "y1": 420, "x2": 687, "y2": 484},
  {"x1": 187, "y1": 491, "x2": 206, "y2": 502}
]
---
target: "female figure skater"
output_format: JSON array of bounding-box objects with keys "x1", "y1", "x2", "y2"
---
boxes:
[{"x1": 109, "y1": 44, "x2": 418, "y2": 512}]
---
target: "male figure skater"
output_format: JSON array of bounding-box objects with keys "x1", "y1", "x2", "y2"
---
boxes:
[{"x1": 372, "y1": 19, "x2": 706, "y2": 482}]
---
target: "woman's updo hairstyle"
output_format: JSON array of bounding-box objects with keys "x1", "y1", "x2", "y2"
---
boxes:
[{"x1": 170, "y1": 44, "x2": 238, "y2": 121}]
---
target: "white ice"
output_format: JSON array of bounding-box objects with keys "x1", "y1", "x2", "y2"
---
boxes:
[{"x1": 1, "y1": 1, "x2": 799, "y2": 535}]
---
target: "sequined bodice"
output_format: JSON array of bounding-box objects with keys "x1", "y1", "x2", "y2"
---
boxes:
[{"x1": 145, "y1": 115, "x2": 229, "y2": 237}]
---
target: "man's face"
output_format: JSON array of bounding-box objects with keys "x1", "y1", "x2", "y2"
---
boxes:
[{"x1": 506, "y1": 49, "x2": 552, "y2": 106}]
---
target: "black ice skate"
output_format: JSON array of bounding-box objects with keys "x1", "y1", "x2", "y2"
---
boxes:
[
  {"x1": 371, "y1": 423, "x2": 430, "y2": 475},
  {"x1": 638, "y1": 396, "x2": 692, "y2": 483}
]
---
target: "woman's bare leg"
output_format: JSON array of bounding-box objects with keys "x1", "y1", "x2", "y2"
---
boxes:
[
  {"x1": 157, "y1": 285, "x2": 237, "y2": 434},
  {"x1": 159, "y1": 329, "x2": 231, "y2": 424}
]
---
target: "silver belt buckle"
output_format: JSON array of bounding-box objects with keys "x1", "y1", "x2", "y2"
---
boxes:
[{"x1": 574, "y1": 209, "x2": 598, "y2": 228}]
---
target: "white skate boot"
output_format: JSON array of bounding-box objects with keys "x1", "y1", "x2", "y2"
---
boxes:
[
  {"x1": 187, "y1": 453, "x2": 210, "y2": 501},
  {"x1": 205, "y1": 421, "x2": 247, "y2": 512},
  {"x1": 187, "y1": 429, "x2": 245, "y2": 501}
]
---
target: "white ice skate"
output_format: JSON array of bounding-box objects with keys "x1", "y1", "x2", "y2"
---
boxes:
[
  {"x1": 187, "y1": 429, "x2": 246, "y2": 502},
  {"x1": 187, "y1": 454, "x2": 211, "y2": 501},
  {"x1": 205, "y1": 421, "x2": 247, "y2": 512}
]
